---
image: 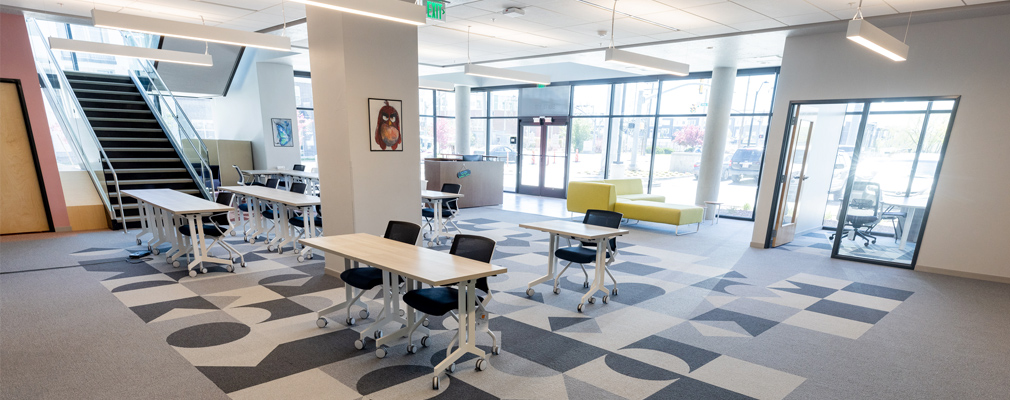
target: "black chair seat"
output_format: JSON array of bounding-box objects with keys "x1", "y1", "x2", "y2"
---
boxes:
[
  {"x1": 421, "y1": 208, "x2": 453, "y2": 218},
  {"x1": 250, "y1": 182, "x2": 266, "y2": 187},
  {"x1": 848, "y1": 215, "x2": 878, "y2": 226},
  {"x1": 238, "y1": 203, "x2": 250, "y2": 212},
  {"x1": 289, "y1": 215, "x2": 323, "y2": 228},
  {"x1": 179, "y1": 224, "x2": 227, "y2": 237},
  {"x1": 340, "y1": 267, "x2": 384, "y2": 290},
  {"x1": 262, "y1": 209, "x2": 277, "y2": 220},
  {"x1": 555, "y1": 246, "x2": 611, "y2": 264},
  {"x1": 402, "y1": 287, "x2": 484, "y2": 317}
]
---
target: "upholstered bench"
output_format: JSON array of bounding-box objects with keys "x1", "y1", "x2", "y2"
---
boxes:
[{"x1": 614, "y1": 200, "x2": 704, "y2": 235}]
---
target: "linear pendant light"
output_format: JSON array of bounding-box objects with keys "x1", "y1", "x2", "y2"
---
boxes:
[
  {"x1": 464, "y1": 64, "x2": 551, "y2": 85},
  {"x1": 419, "y1": 79, "x2": 455, "y2": 91},
  {"x1": 291, "y1": 0, "x2": 426, "y2": 26},
  {"x1": 605, "y1": 48, "x2": 689, "y2": 76},
  {"x1": 846, "y1": 19, "x2": 908, "y2": 61},
  {"x1": 49, "y1": 37, "x2": 213, "y2": 66},
  {"x1": 92, "y1": 10, "x2": 291, "y2": 51}
]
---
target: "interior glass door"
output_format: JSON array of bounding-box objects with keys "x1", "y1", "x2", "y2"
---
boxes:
[
  {"x1": 772, "y1": 110, "x2": 814, "y2": 247},
  {"x1": 517, "y1": 118, "x2": 569, "y2": 198}
]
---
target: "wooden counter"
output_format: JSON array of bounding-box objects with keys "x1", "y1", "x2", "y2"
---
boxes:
[{"x1": 424, "y1": 159, "x2": 504, "y2": 208}]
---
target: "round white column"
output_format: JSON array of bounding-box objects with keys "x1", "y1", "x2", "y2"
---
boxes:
[
  {"x1": 454, "y1": 85, "x2": 470, "y2": 155},
  {"x1": 695, "y1": 66, "x2": 737, "y2": 219}
]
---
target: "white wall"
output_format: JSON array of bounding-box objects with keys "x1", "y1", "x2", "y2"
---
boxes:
[
  {"x1": 752, "y1": 14, "x2": 1010, "y2": 279},
  {"x1": 305, "y1": 10, "x2": 421, "y2": 253},
  {"x1": 213, "y1": 49, "x2": 301, "y2": 169}
]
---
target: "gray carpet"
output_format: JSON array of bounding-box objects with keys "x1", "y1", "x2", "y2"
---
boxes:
[{"x1": 2, "y1": 201, "x2": 1009, "y2": 399}]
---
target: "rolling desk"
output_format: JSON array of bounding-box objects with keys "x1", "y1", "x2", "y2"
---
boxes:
[
  {"x1": 519, "y1": 220, "x2": 629, "y2": 312},
  {"x1": 220, "y1": 186, "x2": 321, "y2": 257},
  {"x1": 421, "y1": 190, "x2": 464, "y2": 247},
  {"x1": 299, "y1": 233, "x2": 507, "y2": 390},
  {"x1": 124, "y1": 189, "x2": 235, "y2": 277}
]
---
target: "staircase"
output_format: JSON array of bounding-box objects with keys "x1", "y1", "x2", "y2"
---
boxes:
[{"x1": 64, "y1": 71, "x2": 203, "y2": 228}]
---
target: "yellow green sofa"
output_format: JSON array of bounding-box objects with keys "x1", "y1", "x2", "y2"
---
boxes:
[{"x1": 567, "y1": 179, "x2": 704, "y2": 234}]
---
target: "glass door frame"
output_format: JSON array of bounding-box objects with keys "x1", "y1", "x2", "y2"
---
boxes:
[
  {"x1": 516, "y1": 116, "x2": 570, "y2": 198},
  {"x1": 764, "y1": 96, "x2": 960, "y2": 270}
]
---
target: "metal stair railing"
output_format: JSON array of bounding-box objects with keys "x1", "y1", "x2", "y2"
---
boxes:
[{"x1": 25, "y1": 18, "x2": 127, "y2": 232}]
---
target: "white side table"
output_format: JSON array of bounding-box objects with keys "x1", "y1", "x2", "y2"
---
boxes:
[{"x1": 704, "y1": 201, "x2": 723, "y2": 225}]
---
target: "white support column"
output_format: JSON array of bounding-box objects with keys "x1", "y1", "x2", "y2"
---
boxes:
[
  {"x1": 696, "y1": 66, "x2": 737, "y2": 219},
  {"x1": 455, "y1": 85, "x2": 471, "y2": 156}
]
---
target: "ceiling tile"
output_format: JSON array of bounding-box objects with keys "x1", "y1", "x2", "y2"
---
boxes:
[
  {"x1": 582, "y1": 0, "x2": 678, "y2": 15},
  {"x1": 683, "y1": 25, "x2": 740, "y2": 36},
  {"x1": 804, "y1": 0, "x2": 892, "y2": 12},
  {"x1": 648, "y1": 9, "x2": 726, "y2": 30},
  {"x1": 647, "y1": 31, "x2": 698, "y2": 41},
  {"x1": 653, "y1": 0, "x2": 728, "y2": 8},
  {"x1": 535, "y1": 0, "x2": 618, "y2": 22},
  {"x1": 776, "y1": 12, "x2": 840, "y2": 25},
  {"x1": 443, "y1": 4, "x2": 498, "y2": 19},
  {"x1": 682, "y1": 2, "x2": 770, "y2": 24},
  {"x1": 729, "y1": 19, "x2": 787, "y2": 31},
  {"x1": 884, "y1": 0, "x2": 967, "y2": 13},
  {"x1": 730, "y1": 0, "x2": 825, "y2": 18},
  {"x1": 828, "y1": 4, "x2": 898, "y2": 19}
]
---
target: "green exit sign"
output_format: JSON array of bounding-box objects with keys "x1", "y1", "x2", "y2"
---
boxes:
[{"x1": 426, "y1": 1, "x2": 445, "y2": 21}]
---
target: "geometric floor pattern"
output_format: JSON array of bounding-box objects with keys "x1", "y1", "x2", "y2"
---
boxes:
[
  {"x1": 778, "y1": 231, "x2": 917, "y2": 264},
  {"x1": 74, "y1": 212, "x2": 916, "y2": 399}
]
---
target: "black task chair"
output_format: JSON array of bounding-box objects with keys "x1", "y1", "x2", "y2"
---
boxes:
[
  {"x1": 176, "y1": 192, "x2": 245, "y2": 276},
  {"x1": 337, "y1": 221, "x2": 422, "y2": 327},
  {"x1": 233, "y1": 165, "x2": 264, "y2": 186},
  {"x1": 402, "y1": 235, "x2": 499, "y2": 364},
  {"x1": 830, "y1": 181, "x2": 882, "y2": 246},
  {"x1": 293, "y1": 164, "x2": 306, "y2": 171},
  {"x1": 422, "y1": 183, "x2": 462, "y2": 239},
  {"x1": 291, "y1": 204, "x2": 324, "y2": 262},
  {"x1": 553, "y1": 209, "x2": 623, "y2": 297},
  {"x1": 260, "y1": 182, "x2": 308, "y2": 251}
]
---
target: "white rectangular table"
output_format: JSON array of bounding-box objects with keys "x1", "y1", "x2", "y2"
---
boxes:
[
  {"x1": 421, "y1": 190, "x2": 463, "y2": 247},
  {"x1": 246, "y1": 169, "x2": 319, "y2": 192},
  {"x1": 299, "y1": 233, "x2": 506, "y2": 389},
  {"x1": 519, "y1": 220, "x2": 629, "y2": 313},
  {"x1": 124, "y1": 189, "x2": 235, "y2": 277},
  {"x1": 881, "y1": 196, "x2": 928, "y2": 250},
  {"x1": 220, "y1": 186, "x2": 321, "y2": 258}
]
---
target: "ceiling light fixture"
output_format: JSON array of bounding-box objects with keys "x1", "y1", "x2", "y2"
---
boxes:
[
  {"x1": 49, "y1": 37, "x2": 214, "y2": 66},
  {"x1": 461, "y1": 25, "x2": 551, "y2": 85},
  {"x1": 419, "y1": 79, "x2": 455, "y2": 91},
  {"x1": 290, "y1": 0, "x2": 426, "y2": 26},
  {"x1": 92, "y1": 10, "x2": 291, "y2": 51},
  {"x1": 845, "y1": 1, "x2": 909, "y2": 61},
  {"x1": 602, "y1": 1, "x2": 690, "y2": 76}
]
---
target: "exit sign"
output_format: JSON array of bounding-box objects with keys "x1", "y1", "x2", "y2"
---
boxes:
[{"x1": 426, "y1": 1, "x2": 445, "y2": 21}]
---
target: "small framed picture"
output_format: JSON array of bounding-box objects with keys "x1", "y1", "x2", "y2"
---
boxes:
[
  {"x1": 368, "y1": 98, "x2": 403, "y2": 151},
  {"x1": 272, "y1": 118, "x2": 294, "y2": 147}
]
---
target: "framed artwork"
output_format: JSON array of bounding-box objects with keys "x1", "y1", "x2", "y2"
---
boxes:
[
  {"x1": 368, "y1": 98, "x2": 403, "y2": 151},
  {"x1": 272, "y1": 118, "x2": 294, "y2": 147}
]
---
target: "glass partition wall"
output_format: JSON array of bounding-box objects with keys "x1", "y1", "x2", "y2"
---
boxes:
[{"x1": 769, "y1": 97, "x2": 958, "y2": 269}]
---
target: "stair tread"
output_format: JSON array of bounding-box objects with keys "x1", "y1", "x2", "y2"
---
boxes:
[
  {"x1": 86, "y1": 117, "x2": 158, "y2": 122},
  {"x1": 78, "y1": 99, "x2": 147, "y2": 105},
  {"x1": 103, "y1": 147, "x2": 175, "y2": 152},
  {"x1": 97, "y1": 137, "x2": 168, "y2": 142},
  {"x1": 73, "y1": 88, "x2": 142, "y2": 95},
  {"x1": 114, "y1": 179, "x2": 195, "y2": 184},
  {"x1": 105, "y1": 168, "x2": 187, "y2": 173},
  {"x1": 93, "y1": 127, "x2": 164, "y2": 132},
  {"x1": 67, "y1": 79, "x2": 136, "y2": 88},
  {"x1": 83, "y1": 107, "x2": 152, "y2": 114},
  {"x1": 108, "y1": 158, "x2": 181, "y2": 162}
]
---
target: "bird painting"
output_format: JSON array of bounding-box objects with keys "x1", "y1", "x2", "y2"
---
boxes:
[{"x1": 374, "y1": 100, "x2": 401, "y2": 150}]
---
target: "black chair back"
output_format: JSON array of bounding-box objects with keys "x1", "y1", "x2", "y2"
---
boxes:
[
  {"x1": 265, "y1": 178, "x2": 280, "y2": 189},
  {"x1": 293, "y1": 164, "x2": 306, "y2": 171},
  {"x1": 384, "y1": 221, "x2": 421, "y2": 245},
  {"x1": 582, "y1": 209, "x2": 623, "y2": 251},
  {"x1": 209, "y1": 192, "x2": 234, "y2": 226},
  {"x1": 289, "y1": 182, "x2": 308, "y2": 194},
  {"x1": 450, "y1": 234, "x2": 496, "y2": 293},
  {"x1": 440, "y1": 183, "x2": 461, "y2": 210},
  {"x1": 848, "y1": 182, "x2": 881, "y2": 215}
]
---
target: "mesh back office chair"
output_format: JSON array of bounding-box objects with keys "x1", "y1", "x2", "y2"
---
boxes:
[
  {"x1": 553, "y1": 209, "x2": 623, "y2": 296},
  {"x1": 830, "y1": 181, "x2": 882, "y2": 246},
  {"x1": 422, "y1": 183, "x2": 462, "y2": 237},
  {"x1": 334, "y1": 221, "x2": 421, "y2": 328},
  {"x1": 176, "y1": 192, "x2": 245, "y2": 276},
  {"x1": 401, "y1": 235, "x2": 500, "y2": 368}
]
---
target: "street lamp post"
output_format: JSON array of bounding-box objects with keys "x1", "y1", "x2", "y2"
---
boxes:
[{"x1": 745, "y1": 81, "x2": 769, "y2": 147}]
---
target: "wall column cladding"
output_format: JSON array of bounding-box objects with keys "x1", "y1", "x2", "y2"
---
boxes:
[
  {"x1": 455, "y1": 85, "x2": 471, "y2": 155},
  {"x1": 305, "y1": 7, "x2": 421, "y2": 273},
  {"x1": 696, "y1": 66, "x2": 736, "y2": 214}
]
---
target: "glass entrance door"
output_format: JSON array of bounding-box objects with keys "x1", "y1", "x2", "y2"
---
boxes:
[{"x1": 517, "y1": 118, "x2": 569, "y2": 198}]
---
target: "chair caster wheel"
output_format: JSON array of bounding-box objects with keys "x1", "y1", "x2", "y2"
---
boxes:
[
  {"x1": 316, "y1": 318, "x2": 328, "y2": 328},
  {"x1": 200, "y1": 267, "x2": 208, "y2": 274},
  {"x1": 172, "y1": 260, "x2": 181, "y2": 268},
  {"x1": 278, "y1": 248, "x2": 284, "y2": 255},
  {"x1": 240, "y1": 262, "x2": 246, "y2": 268},
  {"x1": 375, "y1": 347, "x2": 387, "y2": 359},
  {"x1": 399, "y1": 309, "x2": 406, "y2": 317},
  {"x1": 602, "y1": 295, "x2": 609, "y2": 304},
  {"x1": 420, "y1": 335, "x2": 430, "y2": 347},
  {"x1": 189, "y1": 269, "x2": 198, "y2": 278},
  {"x1": 475, "y1": 358, "x2": 487, "y2": 371},
  {"x1": 266, "y1": 245, "x2": 274, "y2": 252},
  {"x1": 306, "y1": 253, "x2": 313, "y2": 260},
  {"x1": 226, "y1": 264, "x2": 235, "y2": 273},
  {"x1": 577, "y1": 303, "x2": 584, "y2": 313},
  {"x1": 152, "y1": 249, "x2": 160, "y2": 255},
  {"x1": 230, "y1": 231, "x2": 236, "y2": 236},
  {"x1": 345, "y1": 317, "x2": 355, "y2": 326},
  {"x1": 492, "y1": 346, "x2": 500, "y2": 355},
  {"x1": 137, "y1": 239, "x2": 142, "y2": 245},
  {"x1": 526, "y1": 288, "x2": 535, "y2": 297},
  {"x1": 612, "y1": 287, "x2": 618, "y2": 296},
  {"x1": 297, "y1": 255, "x2": 305, "y2": 262},
  {"x1": 421, "y1": 319, "x2": 429, "y2": 327},
  {"x1": 359, "y1": 310, "x2": 370, "y2": 319},
  {"x1": 407, "y1": 345, "x2": 417, "y2": 354},
  {"x1": 249, "y1": 239, "x2": 256, "y2": 244},
  {"x1": 446, "y1": 363, "x2": 456, "y2": 373},
  {"x1": 432, "y1": 376, "x2": 440, "y2": 390},
  {"x1": 354, "y1": 339, "x2": 364, "y2": 350},
  {"x1": 583, "y1": 281, "x2": 590, "y2": 288},
  {"x1": 588, "y1": 297, "x2": 596, "y2": 304},
  {"x1": 373, "y1": 330, "x2": 382, "y2": 339},
  {"x1": 553, "y1": 287, "x2": 560, "y2": 294}
]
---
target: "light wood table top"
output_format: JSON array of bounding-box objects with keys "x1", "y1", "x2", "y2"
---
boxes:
[
  {"x1": 220, "y1": 186, "x2": 321, "y2": 207},
  {"x1": 519, "y1": 220, "x2": 630, "y2": 240},
  {"x1": 300, "y1": 233, "x2": 506, "y2": 287},
  {"x1": 246, "y1": 169, "x2": 319, "y2": 179},
  {"x1": 122, "y1": 189, "x2": 232, "y2": 215},
  {"x1": 421, "y1": 190, "x2": 464, "y2": 200}
]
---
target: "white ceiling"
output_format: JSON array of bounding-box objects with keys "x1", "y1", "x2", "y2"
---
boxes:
[{"x1": 5, "y1": 0, "x2": 1007, "y2": 80}]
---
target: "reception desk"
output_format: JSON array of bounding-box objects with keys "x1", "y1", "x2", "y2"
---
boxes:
[{"x1": 424, "y1": 159, "x2": 504, "y2": 208}]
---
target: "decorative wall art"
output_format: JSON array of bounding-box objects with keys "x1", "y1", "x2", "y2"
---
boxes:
[
  {"x1": 369, "y1": 98, "x2": 403, "y2": 151},
  {"x1": 272, "y1": 118, "x2": 294, "y2": 147}
]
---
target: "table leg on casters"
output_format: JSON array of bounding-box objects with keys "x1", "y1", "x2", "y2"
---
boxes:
[
  {"x1": 526, "y1": 233, "x2": 558, "y2": 296},
  {"x1": 298, "y1": 206, "x2": 317, "y2": 262},
  {"x1": 578, "y1": 239, "x2": 610, "y2": 313},
  {"x1": 315, "y1": 259, "x2": 364, "y2": 327},
  {"x1": 432, "y1": 279, "x2": 486, "y2": 390}
]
